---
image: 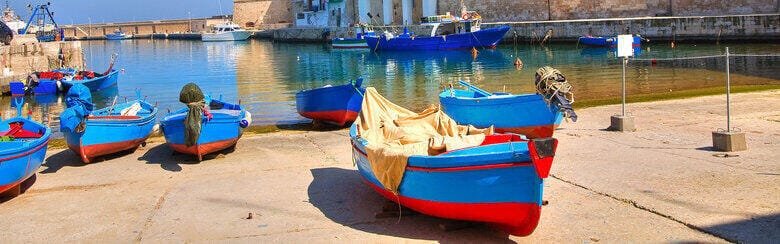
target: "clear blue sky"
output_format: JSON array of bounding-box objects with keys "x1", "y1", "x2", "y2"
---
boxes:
[{"x1": 9, "y1": 0, "x2": 234, "y2": 25}]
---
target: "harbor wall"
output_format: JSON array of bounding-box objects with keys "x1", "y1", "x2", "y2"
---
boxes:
[
  {"x1": 271, "y1": 14, "x2": 780, "y2": 43},
  {"x1": 234, "y1": 0, "x2": 292, "y2": 28},
  {"x1": 0, "y1": 38, "x2": 85, "y2": 94}
]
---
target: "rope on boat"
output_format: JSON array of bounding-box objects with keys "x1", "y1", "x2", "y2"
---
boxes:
[{"x1": 534, "y1": 66, "x2": 578, "y2": 122}]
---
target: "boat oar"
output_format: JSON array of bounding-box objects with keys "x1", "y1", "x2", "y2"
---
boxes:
[{"x1": 458, "y1": 80, "x2": 492, "y2": 97}]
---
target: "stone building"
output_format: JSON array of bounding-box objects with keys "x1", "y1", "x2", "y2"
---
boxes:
[
  {"x1": 233, "y1": 0, "x2": 292, "y2": 29},
  {"x1": 439, "y1": 0, "x2": 780, "y2": 22}
]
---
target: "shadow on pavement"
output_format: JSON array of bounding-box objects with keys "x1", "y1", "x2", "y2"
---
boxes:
[
  {"x1": 703, "y1": 213, "x2": 779, "y2": 243},
  {"x1": 307, "y1": 167, "x2": 515, "y2": 243}
]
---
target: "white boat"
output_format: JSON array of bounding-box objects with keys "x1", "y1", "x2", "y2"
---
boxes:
[
  {"x1": 201, "y1": 22, "x2": 251, "y2": 42},
  {"x1": 105, "y1": 30, "x2": 133, "y2": 40},
  {"x1": 2, "y1": 5, "x2": 26, "y2": 34}
]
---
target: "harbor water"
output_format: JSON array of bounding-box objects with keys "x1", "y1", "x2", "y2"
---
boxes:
[{"x1": 2, "y1": 39, "x2": 779, "y2": 131}]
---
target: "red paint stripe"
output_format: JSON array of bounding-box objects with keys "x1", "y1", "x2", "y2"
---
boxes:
[
  {"x1": 362, "y1": 178, "x2": 541, "y2": 236},
  {"x1": 300, "y1": 110, "x2": 358, "y2": 126},
  {"x1": 0, "y1": 139, "x2": 49, "y2": 162}
]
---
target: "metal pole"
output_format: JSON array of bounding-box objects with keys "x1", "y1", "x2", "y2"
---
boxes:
[
  {"x1": 622, "y1": 57, "x2": 627, "y2": 116},
  {"x1": 725, "y1": 47, "x2": 731, "y2": 132}
]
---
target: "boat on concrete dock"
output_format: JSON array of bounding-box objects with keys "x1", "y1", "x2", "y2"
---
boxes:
[
  {"x1": 161, "y1": 83, "x2": 250, "y2": 161},
  {"x1": 351, "y1": 87, "x2": 558, "y2": 236},
  {"x1": 295, "y1": 78, "x2": 364, "y2": 126},
  {"x1": 440, "y1": 68, "x2": 577, "y2": 139},
  {"x1": 60, "y1": 85, "x2": 157, "y2": 163},
  {"x1": 0, "y1": 98, "x2": 50, "y2": 198},
  {"x1": 202, "y1": 21, "x2": 250, "y2": 42}
]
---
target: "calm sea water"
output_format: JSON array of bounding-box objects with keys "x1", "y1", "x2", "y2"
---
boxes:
[{"x1": 2, "y1": 39, "x2": 779, "y2": 129}]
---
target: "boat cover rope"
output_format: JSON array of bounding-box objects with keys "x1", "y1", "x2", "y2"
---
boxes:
[
  {"x1": 60, "y1": 84, "x2": 94, "y2": 133},
  {"x1": 534, "y1": 66, "x2": 578, "y2": 122},
  {"x1": 179, "y1": 83, "x2": 205, "y2": 147}
]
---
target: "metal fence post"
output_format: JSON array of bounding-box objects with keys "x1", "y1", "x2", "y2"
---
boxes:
[{"x1": 725, "y1": 47, "x2": 731, "y2": 132}]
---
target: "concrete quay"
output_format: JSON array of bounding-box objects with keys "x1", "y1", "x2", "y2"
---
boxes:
[{"x1": 0, "y1": 90, "x2": 778, "y2": 242}]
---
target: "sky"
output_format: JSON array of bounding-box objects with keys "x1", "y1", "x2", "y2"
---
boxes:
[{"x1": 8, "y1": 0, "x2": 234, "y2": 25}]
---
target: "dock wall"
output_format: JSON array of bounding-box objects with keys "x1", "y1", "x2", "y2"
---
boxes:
[
  {"x1": 0, "y1": 38, "x2": 85, "y2": 94},
  {"x1": 271, "y1": 14, "x2": 780, "y2": 43}
]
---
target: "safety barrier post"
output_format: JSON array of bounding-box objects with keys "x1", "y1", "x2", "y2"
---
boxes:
[{"x1": 712, "y1": 47, "x2": 747, "y2": 152}]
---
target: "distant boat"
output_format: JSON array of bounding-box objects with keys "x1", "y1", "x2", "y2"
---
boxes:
[
  {"x1": 332, "y1": 26, "x2": 375, "y2": 49},
  {"x1": 60, "y1": 85, "x2": 157, "y2": 163},
  {"x1": 440, "y1": 81, "x2": 575, "y2": 139},
  {"x1": 0, "y1": 98, "x2": 50, "y2": 198},
  {"x1": 202, "y1": 21, "x2": 251, "y2": 42},
  {"x1": 161, "y1": 93, "x2": 249, "y2": 161},
  {"x1": 2, "y1": 5, "x2": 26, "y2": 34},
  {"x1": 105, "y1": 30, "x2": 133, "y2": 40},
  {"x1": 365, "y1": 11, "x2": 509, "y2": 51},
  {"x1": 295, "y1": 78, "x2": 364, "y2": 126},
  {"x1": 578, "y1": 35, "x2": 642, "y2": 48}
]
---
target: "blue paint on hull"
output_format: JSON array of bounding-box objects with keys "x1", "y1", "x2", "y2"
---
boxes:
[
  {"x1": 440, "y1": 89, "x2": 562, "y2": 132},
  {"x1": 0, "y1": 117, "x2": 51, "y2": 193},
  {"x1": 366, "y1": 26, "x2": 510, "y2": 51},
  {"x1": 61, "y1": 70, "x2": 120, "y2": 92}
]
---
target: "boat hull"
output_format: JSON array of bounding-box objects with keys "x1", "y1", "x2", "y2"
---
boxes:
[
  {"x1": 295, "y1": 82, "x2": 364, "y2": 126},
  {"x1": 0, "y1": 118, "x2": 50, "y2": 196},
  {"x1": 161, "y1": 102, "x2": 245, "y2": 161},
  {"x1": 61, "y1": 69, "x2": 120, "y2": 92},
  {"x1": 105, "y1": 34, "x2": 133, "y2": 40},
  {"x1": 365, "y1": 26, "x2": 510, "y2": 51},
  {"x1": 63, "y1": 101, "x2": 157, "y2": 163},
  {"x1": 440, "y1": 91, "x2": 563, "y2": 139},
  {"x1": 332, "y1": 38, "x2": 368, "y2": 49},
  {"x1": 202, "y1": 31, "x2": 251, "y2": 42},
  {"x1": 349, "y1": 125, "x2": 554, "y2": 236}
]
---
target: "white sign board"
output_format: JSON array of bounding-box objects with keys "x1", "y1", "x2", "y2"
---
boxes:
[{"x1": 616, "y1": 34, "x2": 634, "y2": 57}]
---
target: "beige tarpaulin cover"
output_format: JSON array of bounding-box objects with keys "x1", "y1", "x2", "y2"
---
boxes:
[{"x1": 356, "y1": 87, "x2": 493, "y2": 193}]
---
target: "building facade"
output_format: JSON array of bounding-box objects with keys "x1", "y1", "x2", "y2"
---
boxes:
[{"x1": 233, "y1": 0, "x2": 292, "y2": 29}]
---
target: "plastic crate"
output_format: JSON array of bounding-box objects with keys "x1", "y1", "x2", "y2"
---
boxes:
[
  {"x1": 33, "y1": 79, "x2": 57, "y2": 95},
  {"x1": 9, "y1": 81, "x2": 25, "y2": 96}
]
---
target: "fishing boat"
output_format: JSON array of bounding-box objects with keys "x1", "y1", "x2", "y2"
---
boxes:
[
  {"x1": 578, "y1": 35, "x2": 642, "y2": 48},
  {"x1": 295, "y1": 78, "x2": 364, "y2": 126},
  {"x1": 0, "y1": 98, "x2": 50, "y2": 197},
  {"x1": 105, "y1": 30, "x2": 133, "y2": 40},
  {"x1": 57, "y1": 55, "x2": 120, "y2": 92},
  {"x1": 161, "y1": 83, "x2": 250, "y2": 161},
  {"x1": 365, "y1": 10, "x2": 509, "y2": 51},
  {"x1": 332, "y1": 25, "x2": 375, "y2": 49},
  {"x1": 60, "y1": 85, "x2": 157, "y2": 163},
  {"x1": 351, "y1": 87, "x2": 558, "y2": 236},
  {"x1": 440, "y1": 69, "x2": 577, "y2": 139},
  {"x1": 202, "y1": 21, "x2": 251, "y2": 42}
]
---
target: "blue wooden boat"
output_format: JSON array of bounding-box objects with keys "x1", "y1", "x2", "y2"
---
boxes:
[
  {"x1": 0, "y1": 98, "x2": 50, "y2": 197},
  {"x1": 350, "y1": 88, "x2": 558, "y2": 236},
  {"x1": 60, "y1": 85, "x2": 157, "y2": 163},
  {"x1": 105, "y1": 30, "x2": 133, "y2": 40},
  {"x1": 332, "y1": 26, "x2": 375, "y2": 49},
  {"x1": 161, "y1": 92, "x2": 249, "y2": 161},
  {"x1": 295, "y1": 78, "x2": 364, "y2": 126},
  {"x1": 578, "y1": 35, "x2": 642, "y2": 48},
  {"x1": 365, "y1": 23, "x2": 509, "y2": 51},
  {"x1": 60, "y1": 69, "x2": 120, "y2": 92}
]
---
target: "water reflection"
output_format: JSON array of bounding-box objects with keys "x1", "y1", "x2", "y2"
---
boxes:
[{"x1": 1, "y1": 40, "x2": 778, "y2": 128}]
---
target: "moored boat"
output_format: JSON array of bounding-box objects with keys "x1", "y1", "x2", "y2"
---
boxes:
[
  {"x1": 440, "y1": 68, "x2": 577, "y2": 139},
  {"x1": 105, "y1": 30, "x2": 133, "y2": 40},
  {"x1": 366, "y1": 24, "x2": 509, "y2": 51},
  {"x1": 0, "y1": 98, "x2": 50, "y2": 197},
  {"x1": 350, "y1": 87, "x2": 558, "y2": 236},
  {"x1": 295, "y1": 78, "x2": 364, "y2": 126},
  {"x1": 202, "y1": 21, "x2": 251, "y2": 42},
  {"x1": 160, "y1": 83, "x2": 249, "y2": 161},
  {"x1": 60, "y1": 84, "x2": 157, "y2": 163},
  {"x1": 332, "y1": 25, "x2": 375, "y2": 49},
  {"x1": 578, "y1": 35, "x2": 642, "y2": 48}
]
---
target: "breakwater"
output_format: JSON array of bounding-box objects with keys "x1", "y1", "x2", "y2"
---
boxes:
[{"x1": 271, "y1": 14, "x2": 780, "y2": 43}]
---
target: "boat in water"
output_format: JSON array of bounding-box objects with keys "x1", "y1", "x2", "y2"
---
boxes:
[
  {"x1": 60, "y1": 85, "x2": 157, "y2": 163},
  {"x1": 161, "y1": 83, "x2": 250, "y2": 161},
  {"x1": 202, "y1": 21, "x2": 251, "y2": 42},
  {"x1": 2, "y1": 4, "x2": 26, "y2": 35},
  {"x1": 440, "y1": 68, "x2": 577, "y2": 139},
  {"x1": 351, "y1": 87, "x2": 558, "y2": 236},
  {"x1": 0, "y1": 98, "x2": 50, "y2": 198},
  {"x1": 332, "y1": 25, "x2": 375, "y2": 49},
  {"x1": 365, "y1": 11, "x2": 509, "y2": 51},
  {"x1": 52, "y1": 55, "x2": 120, "y2": 92},
  {"x1": 578, "y1": 35, "x2": 643, "y2": 48},
  {"x1": 295, "y1": 78, "x2": 364, "y2": 126},
  {"x1": 105, "y1": 30, "x2": 133, "y2": 40}
]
